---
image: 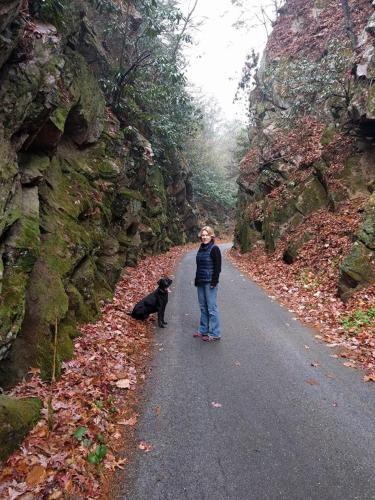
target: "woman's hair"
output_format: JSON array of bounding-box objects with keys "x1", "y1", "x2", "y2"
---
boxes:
[{"x1": 199, "y1": 226, "x2": 215, "y2": 239}]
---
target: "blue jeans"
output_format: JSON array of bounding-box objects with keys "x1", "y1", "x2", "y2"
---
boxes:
[{"x1": 197, "y1": 284, "x2": 221, "y2": 338}]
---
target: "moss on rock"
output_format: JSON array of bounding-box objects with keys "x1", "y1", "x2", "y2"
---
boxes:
[
  {"x1": 295, "y1": 178, "x2": 328, "y2": 216},
  {"x1": 0, "y1": 395, "x2": 41, "y2": 462},
  {"x1": 237, "y1": 221, "x2": 252, "y2": 253},
  {"x1": 338, "y1": 241, "x2": 375, "y2": 300}
]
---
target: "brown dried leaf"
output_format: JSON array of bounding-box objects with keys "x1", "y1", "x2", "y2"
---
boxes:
[
  {"x1": 138, "y1": 441, "x2": 153, "y2": 452},
  {"x1": 26, "y1": 465, "x2": 47, "y2": 486},
  {"x1": 305, "y1": 378, "x2": 319, "y2": 386},
  {"x1": 115, "y1": 379, "x2": 131, "y2": 389},
  {"x1": 118, "y1": 415, "x2": 138, "y2": 426}
]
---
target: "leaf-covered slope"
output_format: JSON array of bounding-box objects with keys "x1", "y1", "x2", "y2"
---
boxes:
[{"x1": 235, "y1": 0, "x2": 375, "y2": 301}]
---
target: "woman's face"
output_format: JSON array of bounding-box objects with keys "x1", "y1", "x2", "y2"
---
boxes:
[{"x1": 201, "y1": 230, "x2": 211, "y2": 243}]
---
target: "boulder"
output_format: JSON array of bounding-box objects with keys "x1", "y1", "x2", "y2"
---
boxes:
[{"x1": 0, "y1": 395, "x2": 41, "y2": 462}]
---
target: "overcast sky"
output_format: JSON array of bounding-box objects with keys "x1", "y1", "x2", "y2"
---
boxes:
[{"x1": 178, "y1": 0, "x2": 272, "y2": 122}]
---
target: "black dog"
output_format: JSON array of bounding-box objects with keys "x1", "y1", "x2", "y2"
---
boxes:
[{"x1": 129, "y1": 278, "x2": 172, "y2": 328}]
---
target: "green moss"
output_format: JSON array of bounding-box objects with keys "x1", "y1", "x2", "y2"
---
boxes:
[
  {"x1": 41, "y1": 158, "x2": 94, "y2": 220},
  {"x1": 262, "y1": 219, "x2": 276, "y2": 253},
  {"x1": 320, "y1": 125, "x2": 336, "y2": 146},
  {"x1": 295, "y1": 178, "x2": 327, "y2": 215},
  {"x1": 117, "y1": 188, "x2": 145, "y2": 202},
  {"x1": 37, "y1": 336, "x2": 59, "y2": 381},
  {"x1": 96, "y1": 158, "x2": 120, "y2": 180},
  {"x1": 339, "y1": 155, "x2": 370, "y2": 195},
  {"x1": 33, "y1": 268, "x2": 69, "y2": 325},
  {"x1": 36, "y1": 321, "x2": 74, "y2": 381},
  {"x1": 93, "y1": 271, "x2": 114, "y2": 303},
  {"x1": 0, "y1": 396, "x2": 41, "y2": 462},
  {"x1": 0, "y1": 207, "x2": 21, "y2": 239},
  {"x1": 238, "y1": 221, "x2": 252, "y2": 253},
  {"x1": 357, "y1": 195, "x2": 375, "y2": 249},
  {"x1": 65, "y1": 284, "x2": 92, "y2": 323},
  {"x1": 57, "y1": 323, "x2": 74, "y2": 361},
  {"x1": 13, "y1": 215, "x2": 40, "y2": 254},
  {"x1": 0, "y1": 267, "x2": 28, "y2": 345},
  {"x1": 167, "y1": 223, "x2": 185, "y2": 245},
  {"x1": 66, "y1": 50, "x2": 105, "y2": 137},
  {"x1": 148, "y1": 167, "x2": 166, "y2": 201},
  {"x1": 50, "y1": 106, "x2": 71, "y2": 132},
  {"x1": 0, "y1": 214, "x2": 40, "y2": 347},
  {"x1": 339, "y1": 241, "x2": 375, "y2": 299},
  {"x1": 19, "y1": 153, "x2": 50, "y2": 181},
  {"x1": 42, "y1": 227, "x2": 95, "y2": 278}
]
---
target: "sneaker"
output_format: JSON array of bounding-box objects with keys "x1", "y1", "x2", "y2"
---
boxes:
[
  {"x1": 193, "y1": 332, "x2": 207, "y2": 338},
  {"x1": 202, "y1": 335, "x2": 221, "y2": 342}
]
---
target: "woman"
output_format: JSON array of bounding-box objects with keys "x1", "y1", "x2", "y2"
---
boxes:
[{"x1": 193, "y1": 226, "x2": 222, "y2": 341}]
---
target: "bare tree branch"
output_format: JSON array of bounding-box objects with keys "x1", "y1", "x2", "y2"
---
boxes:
[{"x1": 171, "y1": 0, "x2": 199, "y2": 63}]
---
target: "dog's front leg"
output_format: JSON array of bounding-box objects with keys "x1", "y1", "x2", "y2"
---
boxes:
[
  {"x1": 157, "y1": 308, "x2": 165, "y2": 328},
  {"x1": 160, "y1": 302, "x2": 168, "y2": 326}
]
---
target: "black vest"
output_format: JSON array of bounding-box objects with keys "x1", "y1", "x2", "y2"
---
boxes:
[{"x1": 195, "y1": 241, "x2": 215, "y2": 284}]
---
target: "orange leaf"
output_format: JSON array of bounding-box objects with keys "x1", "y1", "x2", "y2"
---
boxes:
[
  {"x1": 305, "y1": 378, "x2": 319, "y2": 386},
  {"x1": 26, "y1": 465, "x2": 47, "y2": 486}
]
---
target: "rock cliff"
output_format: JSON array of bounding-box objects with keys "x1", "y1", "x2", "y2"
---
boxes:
[
  {"x1": 235, "y1": 0, "x2": 375, "y2": 300},
  {"x1": 0, "y1": 0, "x2": 198, "y2": 390}
]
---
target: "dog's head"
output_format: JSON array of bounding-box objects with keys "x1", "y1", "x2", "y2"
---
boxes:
[{"x1": 157, "y1": 278, "x2": 173, "y2": 291}]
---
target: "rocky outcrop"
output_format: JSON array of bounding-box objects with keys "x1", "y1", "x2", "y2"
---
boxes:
[
  {"x1": 339, "y1": 193, "x2": 375, "y2": 299},
  {"x1": 235, "y1": 0, "x2": 375, "y2": 300},
  {"x1": 0, "y1": 0, "x2": 198, "y2": 391}
]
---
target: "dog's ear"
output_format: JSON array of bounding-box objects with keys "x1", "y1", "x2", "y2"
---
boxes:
[{"x1": 157, "y1": 279, "x2": 163, "y2": 287}]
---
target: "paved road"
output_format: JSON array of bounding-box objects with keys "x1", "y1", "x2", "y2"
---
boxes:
[{"x1": 117, "y1": 245, "x2": 375, "y2": 500}]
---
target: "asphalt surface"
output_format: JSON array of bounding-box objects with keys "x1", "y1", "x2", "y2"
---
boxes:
[{"x1": 117, "y1": 245, "x2": 375, "y2": 500}]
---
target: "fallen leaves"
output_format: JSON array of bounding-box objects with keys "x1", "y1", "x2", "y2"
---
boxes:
[
  {"x1": 305, "y1": 378, "x2": 320, "y2": 386},
  {"x1": 228, "y1": 199, "x2": 375, "y2": 382},
  {"x1": 138, "y1": 441, "x2": 153, "y2": 452},
  {"x1": 343, "y1": 362, "x2": 357, "y2": 369},
  {"x1": 0, "y1": 245, "x2": 189, "y2": 499},
  {"x1": 26, "y1": 465, "x2": 47, "y2": 486},
  {"x1": 118, "y1": 415, "x2": 138, "y2": 426},
  {"x1": 115, "y1": 379, "x2": 131, "y2": 389}
]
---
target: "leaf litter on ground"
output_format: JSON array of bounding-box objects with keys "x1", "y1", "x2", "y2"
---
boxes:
[
  {"x1": 227, "y1": 201, "x2": 375, "y2": 381},
  {"x1": 0, "y1": 245, "x2": 189, "y2": 499}
]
